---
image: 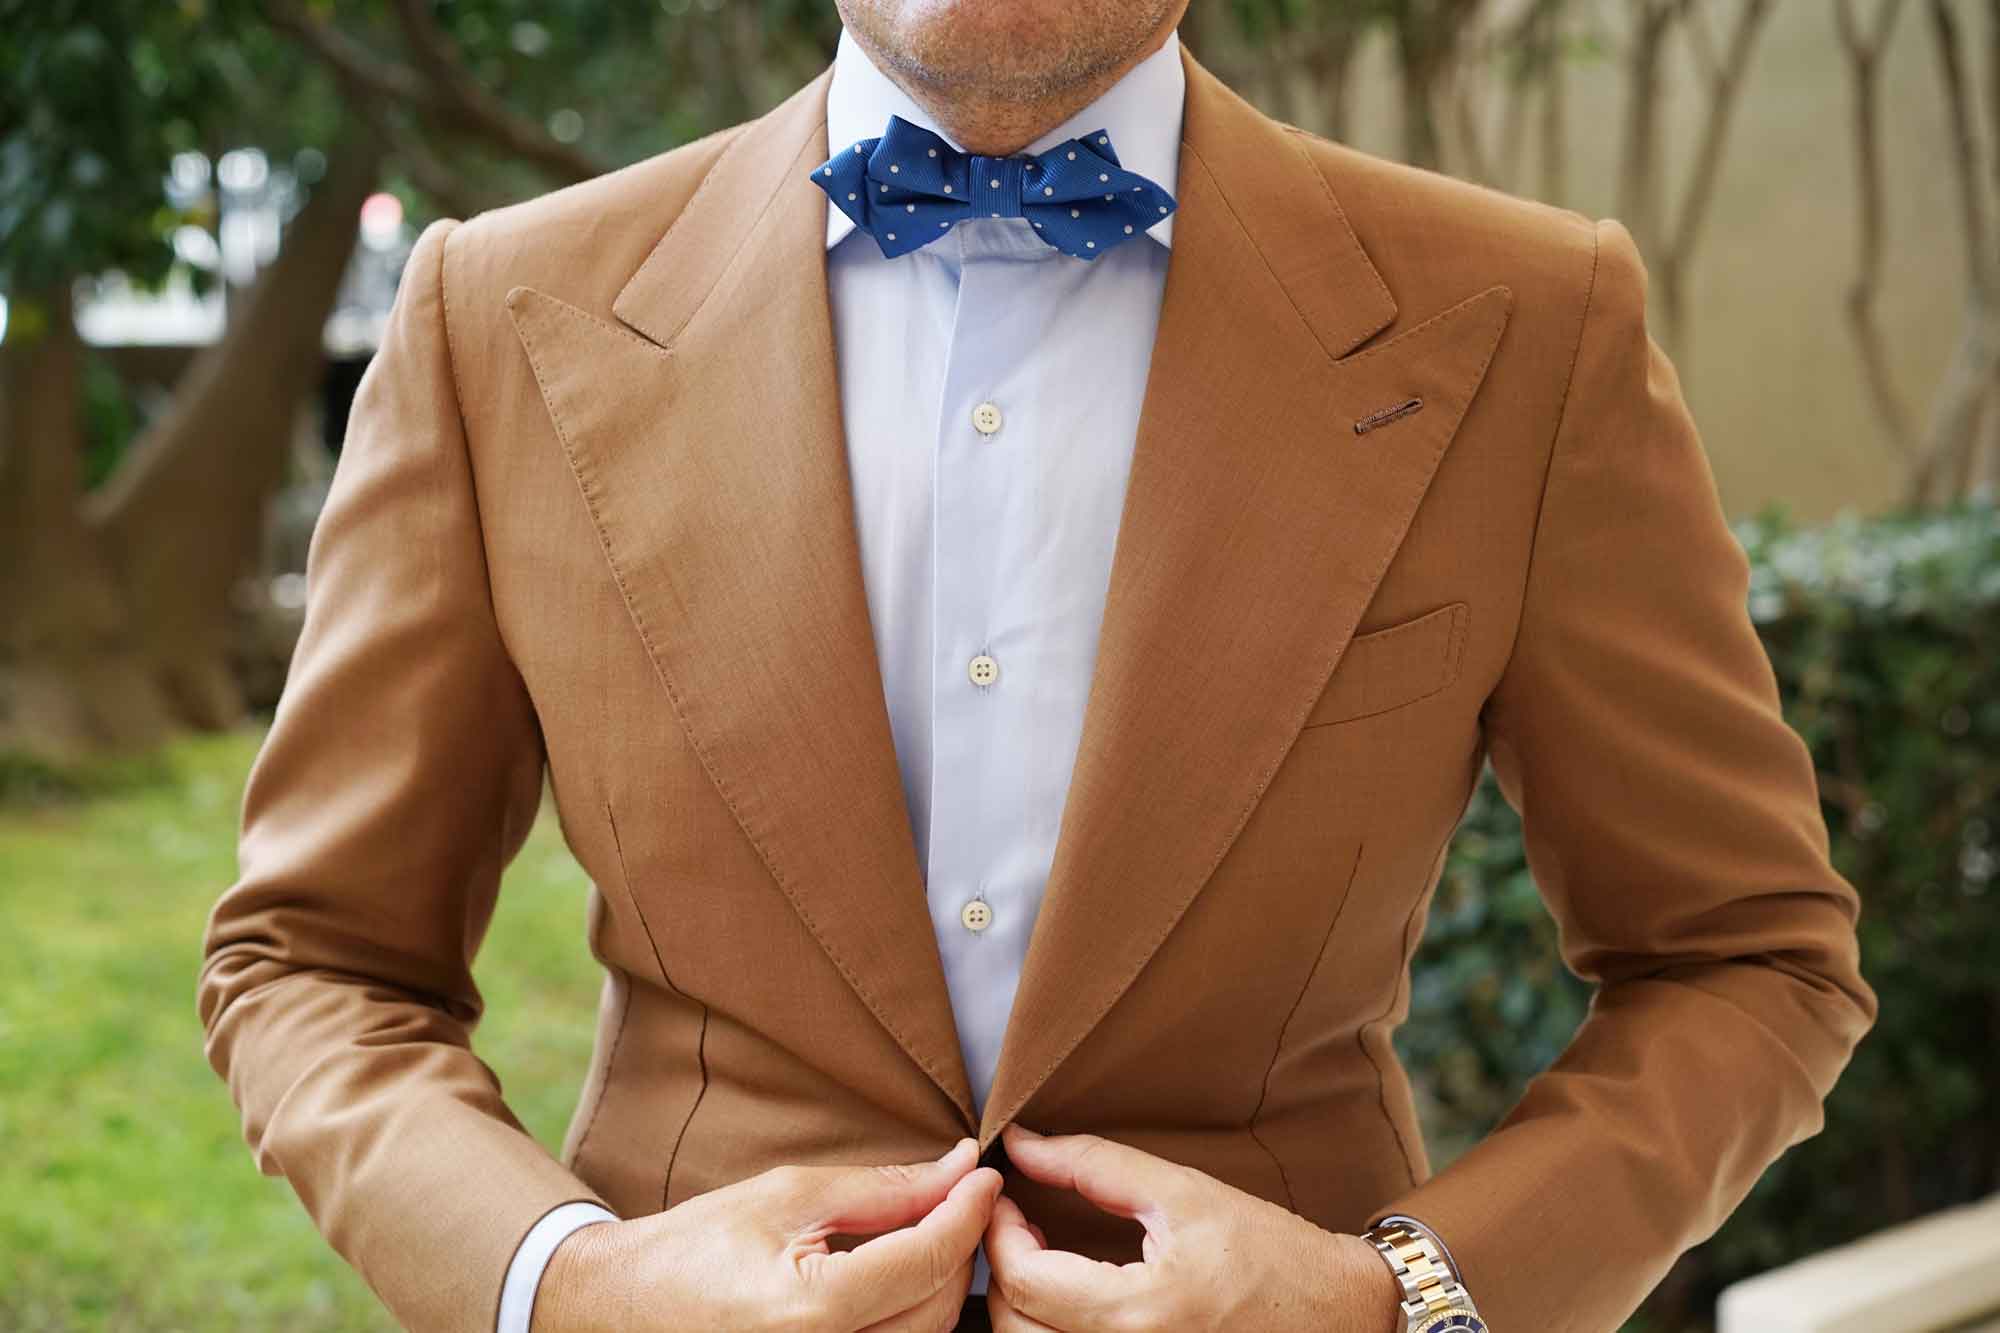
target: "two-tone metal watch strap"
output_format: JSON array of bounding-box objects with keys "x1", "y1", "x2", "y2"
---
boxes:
[
  {"x1": 1370, "y1": 1212, "x2": 1465, "y2": 1286},
  {"x1": 1361, "y1": 1218, "x2": 1478, "y2": 1329}
]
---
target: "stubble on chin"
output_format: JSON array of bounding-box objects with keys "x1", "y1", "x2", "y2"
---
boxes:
[{"x1": 838, "y1": 0, "x2": 1180, "y2": 123}]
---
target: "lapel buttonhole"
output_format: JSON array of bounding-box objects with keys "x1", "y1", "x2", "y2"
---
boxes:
[{"x1": 1353, "y1": 397, "x2": 1424, "y2": 436}]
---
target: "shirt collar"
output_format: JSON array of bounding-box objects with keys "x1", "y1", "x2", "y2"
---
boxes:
[{"x1": 822, "y1": 25, "x2": 1185, "y2": 252}]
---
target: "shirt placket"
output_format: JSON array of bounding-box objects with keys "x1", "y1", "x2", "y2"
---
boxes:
[{"x1": 927, "y1": 231, "x2": 1051, "y2": 1118}]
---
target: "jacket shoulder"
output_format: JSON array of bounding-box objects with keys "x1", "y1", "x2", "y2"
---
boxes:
[
  {"x1": 1284, "y1": 126, "x2": 1601, "y2": 336},
  {"x1": 437, "y1": 120, "x2": 750, "y2": 321}
]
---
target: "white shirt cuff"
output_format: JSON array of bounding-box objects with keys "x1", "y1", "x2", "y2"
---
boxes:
[{"x1": 497, "y1": 1201, "x2": 619, "y2": 1333}]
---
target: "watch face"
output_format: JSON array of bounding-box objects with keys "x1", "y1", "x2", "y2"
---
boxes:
[{"x1": 1413, "y1": 1313, "x2": 1486, "y2": 1333}]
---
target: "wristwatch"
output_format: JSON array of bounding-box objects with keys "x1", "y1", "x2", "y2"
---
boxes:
[{"x1": 1359, "y1": 1214, "x2": 1487, "y2": 1332}]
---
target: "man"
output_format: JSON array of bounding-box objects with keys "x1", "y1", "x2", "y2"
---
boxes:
[{"x1": 197, "y1": 0, "x2": 1879, "y2": 1330}]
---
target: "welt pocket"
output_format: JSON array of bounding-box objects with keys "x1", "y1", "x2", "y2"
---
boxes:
[{"x1": 1299, "y1": 601, "x2": 1470, "y2": 729}]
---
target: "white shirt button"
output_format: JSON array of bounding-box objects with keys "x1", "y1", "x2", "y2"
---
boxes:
[
  {"x1": 967, "y1": 654, "x2": 999, "y2": 686},
  {"x1": 961, "y1": 899, "x2": 994, "y2": 932},
  {"x1": 971, "y1": 401, "x2": 1004, "y2": 436}
]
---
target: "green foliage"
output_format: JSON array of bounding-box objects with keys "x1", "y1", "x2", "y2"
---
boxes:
[
  {"x1": 329, "y1": 0, "x2": 840, "y2": 158},
  {"x1": 0, "y1": 0, "x2": 847, "y2": 299},
  {"x1": 1397, "y1": 502, "x2": 2000, "y2": 1321},
  {"x1": 1725, "y1": 502, "x2": 2000, "y2": 1262},
  {"x1": 1397, "y1": 782, "x2": 1590, "y2": 1164},
  {"x1": 0, "y1": 0, "x2": 233, "y2": 290}
]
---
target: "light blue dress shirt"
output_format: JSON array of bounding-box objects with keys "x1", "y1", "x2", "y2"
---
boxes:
[{"x1": 498, "y1": 25, "x2": 1185, "y2": 1329}]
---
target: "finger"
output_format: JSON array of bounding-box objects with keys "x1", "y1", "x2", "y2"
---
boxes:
[
  {"x1": 808, "y1": 1138, "x2": 981, "y2": 1236},
  {"x1": 985, "y1": 1280, "x2": 1062, "y2": 1333},
  {"x1": 854, "y1": 1257, "x2": 974, "y2": 1333},
  {"x1": 818, "y1": 1164, "x2": 1002, "y2": 1327},
  {"x1": 999, "y1": 1124, "x2": 1181, "y2": 1222},
  {"x1": 982, "y1": 1191, "x2": 1039, "y2": 1259},
  {"x1": 984, "y1": 1191, "x2": 1145, "y2": 1327}
]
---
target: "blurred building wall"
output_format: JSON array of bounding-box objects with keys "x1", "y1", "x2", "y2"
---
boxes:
[{"x1": 1327, "y1": 1, "x2": 1960, "y2": 520}]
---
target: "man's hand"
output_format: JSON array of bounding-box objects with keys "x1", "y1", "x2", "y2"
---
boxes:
[
  {"x1": 984, "y1": 1124, "x2": 1400, "y2": 1333},
  {"x1": 533, "y1": 1137, "x2": 1000, "y2": 1333}
]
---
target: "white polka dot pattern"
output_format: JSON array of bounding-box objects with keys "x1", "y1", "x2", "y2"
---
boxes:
[{"x1": 808, "y1": 113, "x2": 1177, "y2": 261}]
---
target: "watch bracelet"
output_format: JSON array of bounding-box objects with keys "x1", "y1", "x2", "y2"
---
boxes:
[
  {"x1": 1367, "y1": 1211, "x2": 1465, "y2": 1288},
  {"x1": 1361, "y1": 1215, "x2": 1478, "y2": 1325}
]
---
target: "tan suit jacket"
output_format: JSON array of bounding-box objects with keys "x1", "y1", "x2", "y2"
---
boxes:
[{"x1": 198, "y1": 44, "x2": 1878, "y2": 1333}]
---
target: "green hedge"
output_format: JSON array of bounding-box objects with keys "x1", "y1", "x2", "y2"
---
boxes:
[{"x1": 1395, "y1": 501, "x2": 2000, "y2": 1328}]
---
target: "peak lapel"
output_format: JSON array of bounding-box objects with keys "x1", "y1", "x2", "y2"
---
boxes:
[
  {"x1": 506, "y1": 69, "x2": 977, "y2": 1129},
  {"x1": 978, "y1": 51, "x2": 1513, "y2": 1142}
]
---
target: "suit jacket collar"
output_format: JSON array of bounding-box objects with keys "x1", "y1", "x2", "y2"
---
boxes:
[{"x1": 507, "y1": 45, "x2": 1510, "y2": 1140}]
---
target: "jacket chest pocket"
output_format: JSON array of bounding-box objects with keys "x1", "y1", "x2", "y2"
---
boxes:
[{"x1": 1301, "y1": 601, "x2": 1470, "y2": 729}]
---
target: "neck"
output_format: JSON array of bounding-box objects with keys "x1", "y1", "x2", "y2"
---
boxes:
[{"x1": 858, "y1": 18, "x2": 1179, "y2": 156}]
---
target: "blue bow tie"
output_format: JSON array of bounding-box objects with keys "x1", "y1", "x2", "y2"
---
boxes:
[{"x1": 810, "y1": 115, "x2": 1176, "y2": 261}]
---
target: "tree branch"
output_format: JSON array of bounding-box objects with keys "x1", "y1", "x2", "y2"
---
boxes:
[
  {"x1": 1665, "y1": 0, "x2": 1774, "y2": 275},
  {"x1": 266, "y1": 0, "x2": 608, "y2": 185},
  {"x1": 1619, "y1": 0, "x2": 1686, "y2": 260},
  {"x1": 386, "y1": 0, "x2": 608, "y2": 183},
  {"x1": 365, "y1": 103, "x2": 504, "y2": 220},
  {"x1": 265, "y1": 0, "x2": 446, "y2": 112},
  {"x1": 1835, "y1": 0, "x2": 1918, "y2": 462},
  {"x1": 1903, "y1": 0, "x2": 2000, "y2": 502},
  {"x1": 1930, "y1": 0, "x2": 1992, "y2": 298}
]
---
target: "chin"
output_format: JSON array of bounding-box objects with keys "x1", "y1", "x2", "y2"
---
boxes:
[{"x1": 838, "y1": 0, "x2": 1177, "y2": 97}]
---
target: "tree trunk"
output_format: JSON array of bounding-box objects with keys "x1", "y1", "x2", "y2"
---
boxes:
[
  {"x1": 0, "y1": 285, "x2": 174, "y2": 757},
  {"x1": 83, "y1": 130, "x2": 384, "y2": 732},
  {"x1": 0, "y1": 129, "x2": 383, "y2": 762},
  {"x1": 1838, "y1": 0, "x2": 1919, "y2": 465}
]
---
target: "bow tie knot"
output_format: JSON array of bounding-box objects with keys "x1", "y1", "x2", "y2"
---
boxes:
[{"x1": 812, "y1": 115, "x2": 1176, "y2": 261}]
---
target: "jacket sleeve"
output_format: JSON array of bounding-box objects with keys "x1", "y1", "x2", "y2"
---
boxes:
[
  {"x1": 1370, "y1": 217, "x2": 1878, "y2": 1333},
  {"x1": 196, "y1": 217, "x2": 611, "y2": 1333}
]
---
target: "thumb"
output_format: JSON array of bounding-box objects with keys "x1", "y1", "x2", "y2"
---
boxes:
[
  {"x1": 999, "y1": 1124, "x2": 1182, "y2": 1222},
  {"x1": 810, "y1": 1137, "x2": 981, "y2": 1234}
]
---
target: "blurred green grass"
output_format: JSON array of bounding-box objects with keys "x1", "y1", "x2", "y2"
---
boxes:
[{"x1": 0, "y1": 728, "x2": 602, "y2": 1332}]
